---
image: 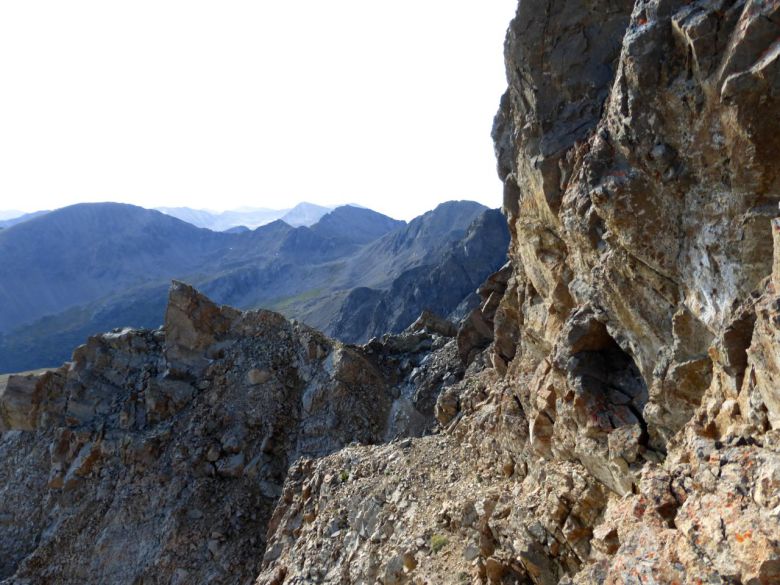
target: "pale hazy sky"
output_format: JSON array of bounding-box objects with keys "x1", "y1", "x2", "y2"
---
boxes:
[{"x1": 0, "y1": 1, "x2": 517, "y2": 220}]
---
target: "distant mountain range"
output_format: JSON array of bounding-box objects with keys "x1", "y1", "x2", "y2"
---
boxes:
[
  {"x1": 0, "y1": 202, "x2": 335, "y2": 233},
  {"x1": 0, "y1": 210, "x2": 24, "y2": 221},
  {"x1": 155, "y1": 202, "x2": 335, "y2": 231},
  {"x1": 0, "y1": 210, "x2": 50, "y2": 230},
  {"x1": 0, "y1": 200, "x2": 508, "y2": 372}
]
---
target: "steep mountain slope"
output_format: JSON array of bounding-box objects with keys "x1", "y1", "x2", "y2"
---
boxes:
[
  {"x1": 345, "y1": 200, "x2": 490, "y2": 289},
  {"x1": 329, "y1": 208, "x2": 510, "y2": 342},
  {"x1": 277, "y1": 202, "x2": 505, "y2": 334}
]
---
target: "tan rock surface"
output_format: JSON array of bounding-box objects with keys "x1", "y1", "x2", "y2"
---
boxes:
[{"x1": 260, "y1": 0, "x2": 780, "y2": 582}]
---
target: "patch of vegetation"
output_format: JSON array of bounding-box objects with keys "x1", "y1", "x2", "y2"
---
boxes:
[
  {"x1": 267, "y1": 288, "x2": 325, "y2": 312},
  {"x1": 430, "y1": 534, "x2": 448, "y2": 554},
  {"x1": 339, "y1": 470, "x2": 349, "y2": 482}
]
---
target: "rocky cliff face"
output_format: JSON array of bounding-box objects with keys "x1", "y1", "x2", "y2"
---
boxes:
[
  {"x1": 259, "y1": 0, "x2": 780, "y2": 583},
  {"x1": 0, "y1": 283, "x2": 467, "y2": 584},
  {"x1": 2, "y1": 1, "x2": 780, "y2": 584}
]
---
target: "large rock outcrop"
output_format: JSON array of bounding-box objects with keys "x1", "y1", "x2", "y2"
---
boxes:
[
  {"x1": 259, "y1": 0, "x2": 780, "y2": 583},
  {"x1": 0, "y1": 282, "x2": 465, "y2": 584}
]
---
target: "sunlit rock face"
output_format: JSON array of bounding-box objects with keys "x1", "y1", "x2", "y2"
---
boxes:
[
  {"x1": 262, "y1": 0, "x2": 780, "y2": 583},
  {"x1": 478, "y1": 0, "x2": 780, "y2": 581}
]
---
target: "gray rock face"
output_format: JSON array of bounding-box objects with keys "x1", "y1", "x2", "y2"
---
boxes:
[
  {"x1": 0, "y1": 283, "x2": 463, "y2": 584},
  {"x1": 473, "y1": 0, "x2": 780, "y2": 581},
  {"x1": 0, "y1": 374, "x2": 42, "y2": 432}
]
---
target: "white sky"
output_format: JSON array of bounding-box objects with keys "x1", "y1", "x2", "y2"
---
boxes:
[{"x1": 0, "y1": 1, "x2": 517, "y2": 220}]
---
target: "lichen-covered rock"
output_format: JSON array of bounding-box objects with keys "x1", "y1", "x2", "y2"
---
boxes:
[{"x1": 486, "y1": 0, "x2": 780, "y2": 581}]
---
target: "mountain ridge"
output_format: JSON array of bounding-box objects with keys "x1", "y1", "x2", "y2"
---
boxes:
[
  {"x1": 156, "y1": 201, "x2": 335, "y2": 231},
  {"x1": 0, "y1": 200, "x2": 507, "y2": 373}
]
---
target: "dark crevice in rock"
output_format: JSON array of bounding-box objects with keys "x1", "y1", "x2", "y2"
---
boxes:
[
  {"x1": 512, "y1": 394, "x2": 525, "y2": 417},
  {"x1": 559, "y1": 311, "x2": 655, "y2": 494},
  {"x1": 570, "y1": 326, "x2": 649, "y2": 440},
  {"x1": 721, "y1": 307, "x2": 757, "y2": 389}
]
